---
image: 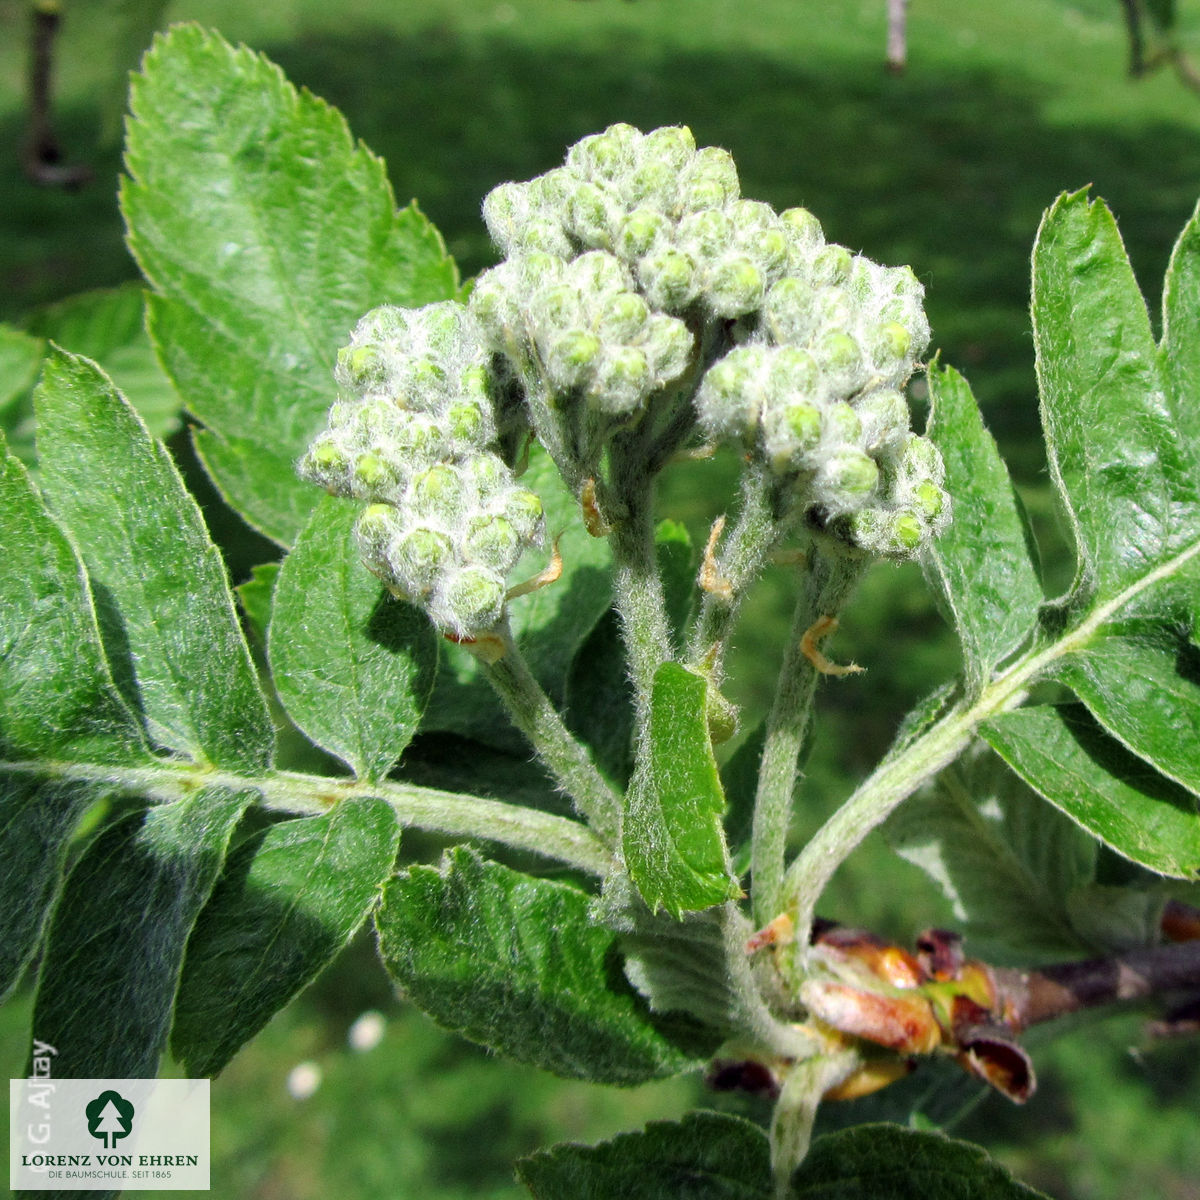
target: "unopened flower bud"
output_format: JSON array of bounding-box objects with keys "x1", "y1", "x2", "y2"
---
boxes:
[
  {"x1": 353, "y1": 451, "x2": 400, "y2": 497},
  {"x1": 707, "y1": 256, "x2": 764, "y2": 317},
  {"x1": 568, "y1": 124, "x2": 640, "y2": 181},
  {"x1": 812, "y1": 245, "x2": 853, "y2": 287},
  {"x1": 817, "y1": 449, "x2": 879, "y2": 512},
  {"x1": 504, "y1": 488, "x2": 545, "y2": 541},
  {"x1": 336, "y1": 344, "x2": 389, "y2": 392},
  {"x1": 780, "y1": 207, "x2": 823, "y2": 251},
  {"x1": 354, "y1": 503, "x2": 404, "y2": 560},
  {"x1": 680, "y1": 147, "x2": 740, "y2": 211},
  {"x1": 638, "y1": 248, "x2": 699, "y2": 311},
  {"x1": 642, "y1": 124, "x2": 696, "y2": 170},
  {"x1": 392, "y1": 527, "x2": 453, "y2": 596},
  {"x1": 592, "y1": 347, "x2": 650, "y2": 415},
  {"x1": 618, "y1": 208, "x2": 669, "y2": 260},
  {"x1": 436, "y1": 566, "x2": 507, "y2": 636},
  {"x1": 547, "y1": 329, "x2": 602, "y2": 389},
  {"x1": 595, "y1": 292, "x2": 650, "y2": 343},
  {"x1": 464, "y1": 514, "x2": 521, "y2": 569},
  {"x1": 411, "y1": 464, "x2": 467, "y2": 523}
]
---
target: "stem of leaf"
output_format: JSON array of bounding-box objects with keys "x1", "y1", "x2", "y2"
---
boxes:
[
  {"x1": 0, "y1": 757, "x2": 615, "y2": 876},
  {"x1": 480, "y1": 621, "x2": 623, "y2": 842},
  {"x1": 686, "y1": 462, "x2": 792, "y2": 684},
  {"x1": 769, "y1": 1049, "x2": 858, "y2": 1197},
  {"x1": 751, "y1": 552, "x2": 865, "y2": 927}
]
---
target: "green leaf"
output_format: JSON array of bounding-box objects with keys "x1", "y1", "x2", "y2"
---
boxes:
[
  {"x1": 1054, "y1": 624, "x2": 1200, "y2": 796},
  {"x1": 236, "y1": 561, "x2": 280, "y2": 645},
  {"x1": 790, "y1": 1123, "x2": 1050, "y2": 1198},
  {"x1": 423, "y1": 444, "x2": 613, "y2": 748},
  {"x1": 518, "y1": 1117, "x2": 1048, "y2": 1200},
  {"x1": 0, "y1": 777, "x2": 97, "y2": 1003},
  {"x1": 923, "y1": 363, "x2": 1042, "y2": 693},
  {"x1": 376, "y1": 848, "x2": 700, "y2": 1084},
  {"x1": 269, "y1": 496, "x2": 437, "y2": 782},
  {"x1": 31, "y1": 786, "x2": 254, "y2": 1077},
  {"x1": 1159, "y1": 198, "x2": 1200, "y2": 453},
  {"x1": 982, "y1": 703, "x2": 1200, "y2": 879},
  {"x1": 0, "y1": 440, "x2": 146, "y2": 764},
  {"x1": 24, "y1": 285, "x2": 181, "y2": 441},
  {"x1": 623, "y1": 663, "x2": 740, "y2": 918},
  {"x1": 885, "y1": 746, "x2": 1097, "y2": 962},
  {"x1": 1032, "y1": 190, "x2": 1198, "y2": 604},
  {"x1": 0, "y1": 325, "x2": 44, "y2": 463},
  {"x1": 171, "y1": 795, "x2": 400, "y2": 1077},
  {"x1": 517, "y1": 1111, "x2": 771, "y2": 1199},
  {"x1": 34, "y1": 349, "x2": 274, "y2": 772},
  {"x1": 122, "y1": 25, "x2": 457, "y2": 544}
]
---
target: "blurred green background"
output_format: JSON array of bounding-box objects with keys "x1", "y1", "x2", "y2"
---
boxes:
[{"x1": 4, "y1": 0, "x2": 1200, "y2": 1196}]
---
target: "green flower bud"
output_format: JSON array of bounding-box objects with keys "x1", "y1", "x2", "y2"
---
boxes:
[
  {"x1": 628, "y1": 158, "x2": 677, "y2": 208},
  {"x1": 678, "y1": 208, "x2": 733, "y2": 257},
  {"x1": 353, "y1": 450, "x2": 400, "y2": 496},
  {"x1": 617, "y1": 208, "x2": 669, "y2": 260},
  {"x1": 520, "y1": 218, "x2": 574, "y2": 257},
  {"x1": 680, "y1": 146, "x2": 740, "y2": 211},
  {"x1": 410, "y1": 464, "x2": 467, "y2": 523},
  {"x1": 823, "y1": 401, "x2": 864, "y2": 446},
  {"x1": 547, "y1": 329, "x2": 603, "y2": 389},
  {"x1": 591, "y1": 346, "x2": 650, "y2": 415},
  {"x1": 764, "y1": 400, "x2": 822, "y2": 473},
  {"x1": 780, "y1": 207, "x2": 824, "y2": 251},
  {"x1": 417, "y1": 303, "x2": 465, "y2": 354},
  {"x1": 642, "y1": 125, "x2": 696, "y2": 171},
  {"x1": 900, "y1": 434, "x2": 944, "y2": 483},
  {"x1": 813, "y1": 288, "x2": 853, "y2": 333},
  {"x1": 354, "y1": 502, "x2": 404, "y2": 560},
  {"x1": 353, "y1": 306, "x2": 410, "y2": 345},
  {"x1": 465, "y1": 452, "x2": 512, "y2": 498},
  {"x1": 393, "y1": 414, "x2": 448, "y2": 467},
  {"x1": 855, "y1": 388, "x2": 910, "y2": 454},
  {"x1": 638, "y1": 248, "x2": 699, "y2": 312},
  {"x1": 765, "y1": 276, "x2": 817, "y2": 344},
  {"x1": 817, "y1": 330, "x2": 862, "y2": 373},
  {"x1": 446, "y1": 402, "x2": 486, "y2": 447},
  {"x1": 643, "y1": 314, "x2": 693, "y2": 382},
  {"x1": 464, "y1": 513, "x2": 521, "y2": 569},
  {"x1": 532, "y1": 282, "x2": 582, "y2": 330},
  {"x1": 568, "y1": 124, "x2": 640, "y2": 181},
  {"x1": 891, "y1": 511, "x2": 924, "y2": 551},
  {"x1": 707, "y1": 256, "x2": 764, "y2": 317},
  {"x1": 504, "y1": 488, "x2": 545, "y2": 542},
  {"x1": 817, "y1": 449, "x2": 879, "y2": 511},
  {"x1": 528, "y1": 168, "x2": 569, "y2": 212},
  {"x1": 568, "y1": 250, "x2": 630, "y2": 295},
  {"x1": 767, "y1": 346, "x2": 820, "y2": 398},
  {"x1": 595, "y1": 292, "x2": 650, "y2": 342},
  {"x1": 746, "y1": 227, "x2": 789, "y2": 277},
  {"x1": 868, "y1": 320, "x2": 912, "y2": 367},
  {"x1": 482, "y1": 181, "x2": 532, "y2": 251},
  {"x1": 392, "y1": 526, "x2": 453, "y2": 596},
  {"x1": 460, "y1": 364, "x2": 491, "y2": 402},
  {"x1": 302, "y1": 435, "x2": 349, "y2": 482},
  {"x1": 336, "y1": 344, "x2": 390, "y2": 392},
  {"x1": 696, "y1": 347, "x2": 764, "y2": 440},
  {"x1": 568, "y1": 180, "x2": 616, "y2": 246},
  {"x1": 913, "y1": 480, "x2": 946, "y2": 519},
  {"x1": 812, "y1": 244, "x2": 853, "y2": 286},
  {"x1": 436, "y1": 565, "x2": 507, "y2": 636}
]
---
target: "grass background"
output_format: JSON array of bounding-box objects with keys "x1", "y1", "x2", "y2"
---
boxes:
[{"x1": 4, "y1": 0, "x2": 1200, "y2": 1196}]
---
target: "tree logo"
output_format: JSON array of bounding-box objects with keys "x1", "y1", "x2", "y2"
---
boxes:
[{"x1": 85, "y1": 1089, "x2": 135, "y2": 1149}]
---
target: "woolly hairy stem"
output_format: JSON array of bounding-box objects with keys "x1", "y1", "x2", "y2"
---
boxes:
[
  {"x1": 751, "y1": 553, "x2": 864, "y2": 926},
  {"x1": 686, "y1": 461, "x2": 792, "y2": 684},
  {"x1": 480, "y1": 622, "x2": 622, "y2": 841},
  {"x1": 769, "y1": 1050, "x2": 858, "y2": 1198},
  {"x1": 0, "y1": 756, "x2": 614, "y2": 876}
]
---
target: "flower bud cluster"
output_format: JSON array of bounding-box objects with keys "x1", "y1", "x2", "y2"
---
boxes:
[
  {"x1": 481, "y1": 123, "x2": 805, "y2": 319},
  {"x1": 299, "y1": 301, "x2": 544, "y2": 636},
  {"x1": 470, "y1": 250, "x2": 693, "y2": 419}
]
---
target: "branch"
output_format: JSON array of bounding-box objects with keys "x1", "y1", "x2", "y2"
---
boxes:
[{"x1": 23, "y1": 0, "x2": 92, "y2": 188}]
